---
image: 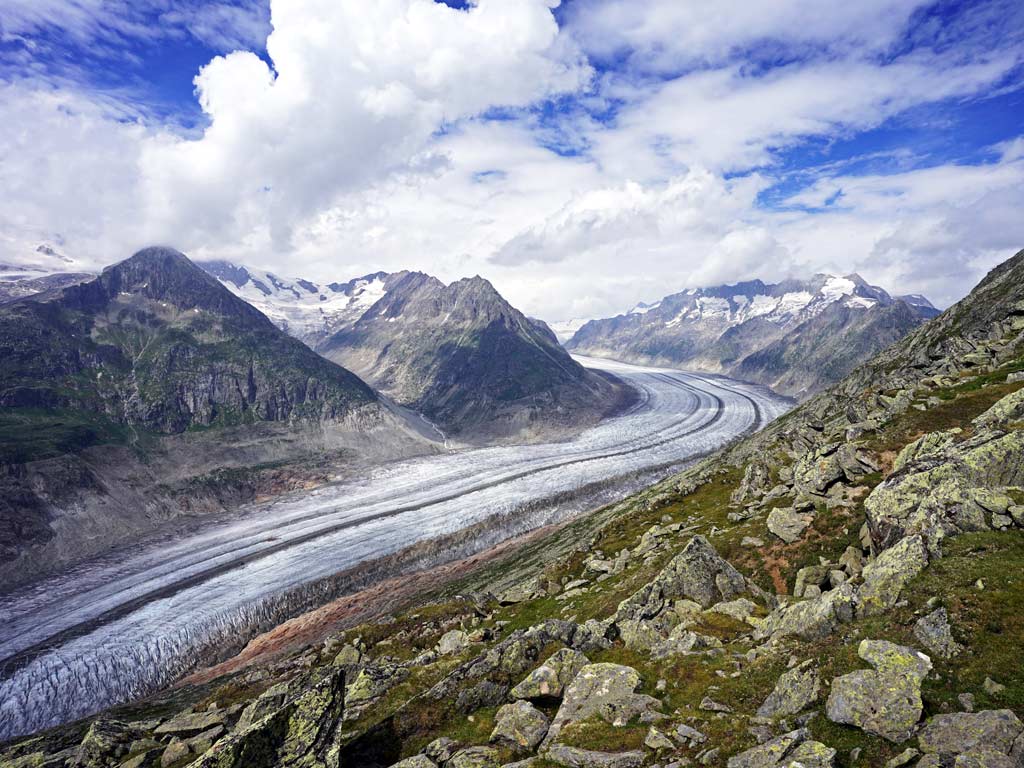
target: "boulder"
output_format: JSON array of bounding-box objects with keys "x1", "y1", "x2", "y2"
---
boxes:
[
  {"x1": 425, "y1": 738, "x2": 461, "y2": 765},
  {"x1": 857, "y1": 535, "x2": 928, "y2": 617},
  {"x1": 726, "y1": 729, "x2": 809, "y2": 768},
  {"x1": 757, "y1": 660, "x2": 820, "y2": 718},
  {"x1": 825, "y1": 640, "x2": 931, "y2": 742},
  {"x1": 543, "y1": 745, "x2": 644, "y2": 768},
  {"x1": 753, "y1": 584, "x2": 856, "y2": 642},
  {"x1": 951, "y1": 749, "x2": 1016, "y2": 768},
  {"x1": 913, "y1": 608, "x2": 963, "y2": 659},
  {"x1": 447, "y1": 747, "x2": 501, "y2": 768},
  {"x1": 510, "y1": 649, "x2": 590, "y2": 701},
  {"x1": 389, "y1": 757, "x2": 438, "y2": 768},
  {"x1": 490, "y1": 701, "x2": 550, "y2": 754},
  {"x1": 793, "y1": 444, "x2": 845, "y2": 495},
  {"x1": 918, "y1": 710, "x2": 1024, "y2": 756},
  {"x1": 541, "y1": 664, "x2": 660, "y2": 750},
  {"x1": 155, "y1": 711, "x2": 227, "y2": 736},
  {"x1": 613, "y1": 536, "x2": 746, "y2": 621},
  {"x1": 865, "y1": 431, "x2": 1024, "y2": 551},
  {"x1": 784, "y1": 740, "x2": 837, "y2": 768},
  {"x1": 438, "y1": 630, "x2": 471, "y2": 656},
  {"x1": 767, "y1": 508, "x2": 813, "y2": 544},
  {"x1": 643, "y1": 727, "x2": 674, "y2": 751},
  {"x1": 73, "y1": 720, "x2": 144, "y2": 767},
  {"x1": 186, "y1": 668, "x2": 345, "y2": 768}
]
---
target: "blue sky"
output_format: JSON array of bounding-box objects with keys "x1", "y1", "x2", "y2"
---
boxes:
[{"x1": 1, "y1": 0, "x2": 1022, "y2": 318}]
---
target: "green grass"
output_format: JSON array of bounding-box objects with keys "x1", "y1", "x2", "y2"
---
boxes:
[{"x1": 0, "y1": 408, "x2": 136, "y2": 462}]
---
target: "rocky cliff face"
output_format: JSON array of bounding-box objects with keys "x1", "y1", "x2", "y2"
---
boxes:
[
  {"x1": 567, "y1": 274, "x2": 938, "y2": 400},
  {"x1": 318, "y1": 272, "x2": 632, "y2": 440},
  {"x1": 0, "y1": 247, "x2": 437, "y2": 587}
]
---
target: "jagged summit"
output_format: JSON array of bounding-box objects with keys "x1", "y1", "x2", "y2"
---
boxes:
[{"x1": 319, "y1": 268, "x2": 631, "y2": 439}]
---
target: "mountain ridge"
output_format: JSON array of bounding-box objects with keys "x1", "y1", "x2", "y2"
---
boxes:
[
  {"x1": 566, "y1": 272, "x2": 939, "y2": 399},
  {"x1": 319, "y1": 270, "x2": 633, "y2": 440}
]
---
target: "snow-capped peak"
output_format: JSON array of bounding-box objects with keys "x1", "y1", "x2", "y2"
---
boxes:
[{"x1": 199, "y1": 260, "x2": 394, "y2": 346}]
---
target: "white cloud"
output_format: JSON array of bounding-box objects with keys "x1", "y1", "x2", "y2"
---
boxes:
[
  {"x1": 564, "y1": 0, "x2": 930, "y2": 72},
  {"x1": 1, "y1": 0, "x2": 1022, "y2": 324}
]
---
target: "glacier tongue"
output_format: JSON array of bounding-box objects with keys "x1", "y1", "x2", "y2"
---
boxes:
[{"x1": 0, "y1": 357, "x2": 790, "y2": 741}]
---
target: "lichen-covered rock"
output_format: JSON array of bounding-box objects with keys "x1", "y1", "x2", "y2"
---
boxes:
[
  {"x1": 543, "y1": 744, "x2": 644, "y2": 768},
  {"x1": 643, "y1": 727, "x2": 674, "y2": 751},
  {"x1": 857, "y1": 535, "x2": 928, "y2": 617},
  {"x1": 447, "y1": 747, "x2": 501, "y2": 768},
  {"x1": 793, "y1": 444, "x2": 845, "y2": 495},
  {"x1": 918, "y1": 710, "x2": 1024, "y2": 756},
  {"x1": 540, "y1": 664, "x2": 660, "y2": 750},
  {"x1": 424, "y1": 738, "x2": 461, "y2": 765},
  {"x1": 913, "y1": 608, "x2": 963, "y2": 659},
  {"x1": 156, "y1": 711, "x2": 227, "y2": 736},
  {"x1": 186, "y1": 668, "x2": 345, "y2": 768},
  {"x1": 389, "y1": 756, "x2": 437, "y2": 768},
  {"x1": 613, "y1": 536, "x2": 746, "y2": 621},
  {"x1": 973, "y1": 387, "x2": 1024, "y2": 430},
  {"x1": 865, "y1": 430, "x2": 1024, "y2": 551},
  {"x1": 825, "y1": 640, "x2": 931, "y2": 743},
  {"x1": 726, "y1": 729, "x2": 809, "y2": 768},
  {"x1": 236, "y1": 683, "x2": 290, "y2": 731},
  {"x1": 767, "y1": 508, "x2": 813, "y2": 544},
  {"x1": 784, "y1": 740, "x2": 836, "y2": 768},
  {"x1": 952, "y1": 749, "x2": 1017, "y2": 768},
  {"x1": 490, "y1": 701, "x2": 550, "y2": 753},
  {"x1": 753, "y1": 584, "x2": 855, "y2": 642},
  {"x1": 510, "y1": 649, "x2": 590, "y2": 701},
  {"x1": 438, "y1": 630, "x2": 471, "y2": 656},
  {"x1": 73, "y1": 719, "x2": 144, "y2": 767},
  {"x1": 757, "y1": 660, "x2": 820, "y2": 718}
]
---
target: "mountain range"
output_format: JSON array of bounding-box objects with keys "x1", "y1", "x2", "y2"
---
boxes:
[
  {"x1": 6, "y1": 247, "x2": 1021, "y2": 766},
  {"x1": 566, "y1": 273, "x2": 940, "y2": 400}
]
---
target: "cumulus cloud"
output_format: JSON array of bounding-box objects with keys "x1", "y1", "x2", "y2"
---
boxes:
[{"x1": 1, "y1": 0, "x2": 1023, "y2": 322}]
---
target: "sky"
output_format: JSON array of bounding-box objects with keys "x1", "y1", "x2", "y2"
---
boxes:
[{"x1": 1, "y1": 0, "x2": 1023, "y2": 321}]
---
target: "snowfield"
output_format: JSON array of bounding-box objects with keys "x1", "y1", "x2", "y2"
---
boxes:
[{"x1": 0, "y1": 357, "x2": 791, "y2": 740}]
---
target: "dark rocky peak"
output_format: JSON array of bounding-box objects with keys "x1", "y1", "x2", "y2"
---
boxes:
[{"x1": 58, "y1": 247, "x2": 274, "y2": 329}]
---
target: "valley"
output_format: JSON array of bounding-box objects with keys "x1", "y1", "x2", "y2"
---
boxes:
[{"x1": 0, "y1": 357, "x2": 791, "y2": 741}]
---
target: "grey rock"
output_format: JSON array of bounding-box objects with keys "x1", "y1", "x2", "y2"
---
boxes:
[
  {"x1": 882, "y1": 748, "x2": 919, "y2": 768},
  {"x1": 448, "y1": 747, "x2": 501, "y2": 768},
  {"x1": 674, "y1": 724, "x2": 707, "y2": 747},
  {"x1": 541, "y1": 663, "x2": 661, "y2": 749},
  {"x1": 918, "y1": 710, "x2": 1024, "y2": 755},
  {"x1": 784, "y1": 740, "x2": 836, "y2": 768},
  {"x1": 953, "y1": 748, "x2": 1016, "y2": 767},
  {"x1": 438, "y1": 630, "x2": 471, "y2": 656},
  {"x1": 753, "y1": 584, "x2": 856, "y2": 642},
  {"x1": 767, "y1": 508, "x2": 813, "y2": 544},
  {"x1": 857, "y1": 535, "x2": 928, "y2": 617},
  {"x1": 699, "y1": 696, "x2": 732, "y2": 713},
  {"x1": 757, "y1": 660, "x2": 820, "y2": 718},
  {"x1": 390, "y1": 757, "x2": 438, "y2": 768},
  {"x1": 726, "y1": 728, "x2": 808, "y2": 768},
  {"x1": 913, "y1": 608, "x2": 963, "y2": 658},
  {"x1": 825, "y1": 640, "x2": 931, "y2": 742},
  {"x1": 984, "y1": 677, "x2": 1007, "y2": 696},
  {"x1": 644, "y1": 727, "x2": 675, "y2": 751},
  {"x1": 425, "y1": 738, "x2": 461, "y2": 765},
  {"x1": 490, "y1": 701, "x2": 550, "y2": 754},
  {"x1": 543, "y1": 744, "x2": 645, "y2": 768},
  {"x1": 614, "y1": 536, "x2": 747, "y2": 622},
  {"x1": 510, "y1": 648, "x2": 590, "y2": 701}
]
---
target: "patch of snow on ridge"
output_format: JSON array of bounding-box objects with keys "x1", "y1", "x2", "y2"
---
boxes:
[
  {"x1": 775, "y1": 291, "x2": 814, "y2": 315},
  {"x1": 820, "y1": 275, "x2": 857, "y2": 301},
  {"x1": 845, "y1": 296, "x2": 877, "y2": 309}
]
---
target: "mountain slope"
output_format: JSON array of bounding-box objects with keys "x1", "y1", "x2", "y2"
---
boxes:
[
  {"x1": 567, "y1": 273, "x2": 938, "y2": 399},
  {"x1": 11, "y1": 250, "x2": 1024, "y2": 767},
  {"x1": 0, "y1": 247, "x2": 436, "y2": 586},
  {"x1": 318, "y1": 272, "x2": 632, "y2": 439},
  {"x1": 200, "y1": 260, "x2": 406, "y2": 347},
  {"x1": 1, "y1": 247, "x2": 378, "y2": 433}
]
